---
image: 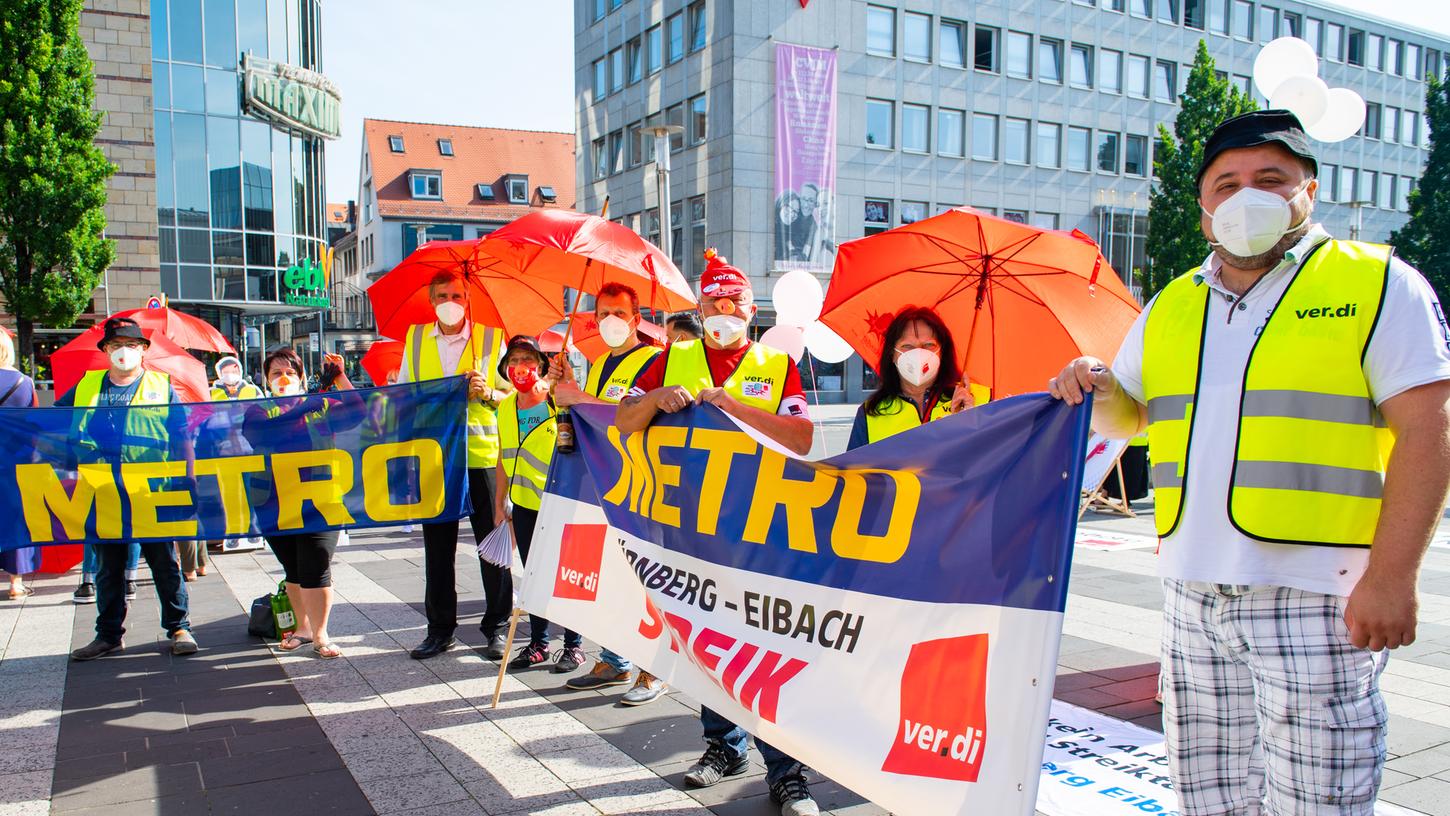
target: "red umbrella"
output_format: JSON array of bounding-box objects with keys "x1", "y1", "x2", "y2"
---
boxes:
[
  {"x1": 536, "y1": 328, "x2": 575, "y2": 355},
  {"x1": 110, "y1": 306, "x2": 235, "y2": 354},
  {"x1": 50, "y1": 327, "x2": 210, "y2": 403},
  {"x1": 821, "y1": 208, "x2": 1141, "y2": 398},
  {"x1": 359, "y1": 340, "x2": 404, "y2": 386},
  {"x1": 560, "y1": 311, "x2": 666, "y2": 361},
  {"x1": 368, "y1": 239, "x2": 566, "y2": 341}
]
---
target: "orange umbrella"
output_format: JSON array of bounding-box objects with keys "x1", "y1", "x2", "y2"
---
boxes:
[
  {"x1": 50, "y1": 326, "x2": 210, "y2": 403},
  {"x1": 368, "y1": 239, "x2": 566, "y2": 341},
  {"x1": 821, "y1": 208, "x2": 1141, "y2": 398},
  {"x1": 359, "y1": 340, "x2": 404, "y2": 386},
  {"x1": 110, "y1": 306, "x2": 235, "y2": 353}
]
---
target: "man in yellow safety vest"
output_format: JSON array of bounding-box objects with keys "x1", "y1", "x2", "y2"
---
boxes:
[
  {"x1": 616, "y1": 251, "x2": 819, "y2": 816},
  {"x1": 1050, "y1": 110, "x2": 1450, "y2": 814},
  {"x1": 210, "y1": 356, "x2": 262, "y2": 401}
]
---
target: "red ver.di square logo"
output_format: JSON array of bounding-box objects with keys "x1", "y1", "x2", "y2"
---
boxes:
[
  {"x1": 555, "y1": 524, "x2": 607, "y2": 602},
  {"x1": 880, "y1": 633, "x2": 989, "y2": 783}
]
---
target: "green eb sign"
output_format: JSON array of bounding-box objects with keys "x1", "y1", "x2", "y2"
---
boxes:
[{"x1": 283, "y1": 251, "x2": 332, "y2": 308}]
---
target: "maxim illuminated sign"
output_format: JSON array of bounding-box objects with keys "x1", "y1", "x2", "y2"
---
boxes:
[{"x1": 241, "y1": 53, "x2": 342, "y2": 140}]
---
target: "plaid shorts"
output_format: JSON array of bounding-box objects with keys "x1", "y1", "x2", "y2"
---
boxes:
[{"x1": 1161, "y1": 579, "x2": 1389, "y2": 816}]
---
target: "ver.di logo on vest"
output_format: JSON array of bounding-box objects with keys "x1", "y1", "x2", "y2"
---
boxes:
[{"x1": 1295, "y1": 302, "x2": 1359, "y2": 319}]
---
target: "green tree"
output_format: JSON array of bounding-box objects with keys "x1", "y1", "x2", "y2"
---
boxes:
[
  {"x1": 1143, "y1": 40, "x2": 1256, "y2": 300},
  {"x1": 1391, "y1": 71, "x2": 1450, "y2": 305},
  {"x1": 0, "y1": 0, "x2": 115, "y2": 370}
]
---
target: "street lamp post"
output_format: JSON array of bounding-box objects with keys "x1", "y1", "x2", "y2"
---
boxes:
[
  {"x1": 1348, "y1": 199, "x2": 1370, "y2": 241},
  {"x1": 646, "y1": 122, "x2": 684, "y2": 262}
]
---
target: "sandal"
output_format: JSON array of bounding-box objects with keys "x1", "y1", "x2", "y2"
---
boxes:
[
  {"x1": 7, "y1": 587, "x2": 33, "y2": 600},
  {"x1": 313, "y1": 642, "x2": 344, "y2": 660},
  {"x1": 277, "y1": 635, "x2": 313, "y2": 652}
]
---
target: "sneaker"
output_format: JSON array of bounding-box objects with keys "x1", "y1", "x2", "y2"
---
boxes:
[
  {"x1": 552, "y1": 646, "x2": 587, "y2": 674},
  {"x1": 565, "y1": 661, "x2": 633, "y2": 690},
  {"x1": 621, "y1": 671, "x2": 666, "y2": 706},
  {"x1": 71, "y1": 638, "x2": 122, "y2": 661},
  {"x1": 72, "y1": 583, "x2": 96, "y2": 604},
  {"x1": 124, "y1": 581, "x2": 138, "y2": 601},
  {"x1": 769, "y1": 772, "x2": 819, "y2": 816},
  {"x1": 508, "y1": 642, "x2": 550, "y2": 670},
  {"x1": 170, "y1": 630, "x2": 199, "y2": 655},
  {"x1": 683, "y1": 742, "x2": 750, "y2": 788}
]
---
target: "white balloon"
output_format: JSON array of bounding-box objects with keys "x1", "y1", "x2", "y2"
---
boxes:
[
  {"x1": 1253, "y1": 37, "x2": 1320, "y2": 100},
  {"x1": 1304, "y1": 87, "x2": 1367, "y2": 143},
  {"x1": 759, "y1": 324, "x2": 806, "y2": 362},
  {"x1": 771, "y1": 270, "x2": 826, "y2": 327},
  {"x1": 1269, "y1": 75, "x2": 1330, "y2": 129},
  {"x1": 802, "y1": 321, "x2": 855, "y2": 364}
]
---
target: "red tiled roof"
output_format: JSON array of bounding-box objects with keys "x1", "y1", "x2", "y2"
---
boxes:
[
  {"x1": 326, "y1": 202, "x2": 350, "y2": 224},
  {"x1": 363, "y1": 119, "x2": 576, "y2": 223}
]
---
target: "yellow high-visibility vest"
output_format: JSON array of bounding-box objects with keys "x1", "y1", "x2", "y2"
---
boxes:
[
  {"x1": 210, "y1": 383, "x2": 262, "y2": 401},
  {"x1": 498, "y1": 393, "x2": 556, "y2": 511},
  {"x1": 73, "y1": 369, "x2": 173, "y2": 463},
  {"x1": 1141, "y1": 239, "x2": 1393, "y2": 547},
  {"x1": 585, "y1": 345, "x2": 660, "y2": 404},
  {"x1": 661, "y1": 340, "x2": 790, "y2": 414},
  {"x1": 864, "y1": 394, "x2": 954, "y2": 444},
  {"x1": 403, "y1": 322, "x2": 501, "y2": 468}
]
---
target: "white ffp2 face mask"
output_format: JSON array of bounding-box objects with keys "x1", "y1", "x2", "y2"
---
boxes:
[
  {"x1": 220, "y1": 370, "x2": 242, "y2": 387},
  {"x1": 110, "y1": 346, "x2": 142, "y2": 372},
  {"x1": 270, "y1": 374, "x2": 303, "y2": 397},
  {"x1": 896, "y1": 348, "x2": 940, "y2": 387},
  {"x1": 703, "y1": 314, "x2": 749, "y2": 346},
  {"x1": 1203, "y1": 184, "x2": 1311, "y2": 258},
  {"x1": 597, "y1": 315, "x2": 634, "y2": 349},
  {"x1": 435, "y1": 301, "x2": 467, "y2": 326}
]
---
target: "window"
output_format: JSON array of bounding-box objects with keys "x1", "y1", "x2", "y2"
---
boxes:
[
  {"x1": 1039, "y1": 38, "x2": 1063, "y2": 84},
  {"x1": 1378, "y1": 175, "x2": 1395, "y2": 210},
  {"x1": 689, "y1": 195, "x2": 706, "y2": 276},
  {"x1": 1304, "y1": 18, "x2": 1321, "y2": 53},
  {"x1": 1067, "y1": 126, "x2": 1091, "y2": 170},
  {"x1": 1360, "y1": 170, "x2": 1377, "y2": 206},
  {"x1": 1232, "y1": 0, "x2": 1252, "y2": 40},
  {"x1": 1399, "y1": 177, "x2": 1413, "y2": 212},
  {"x1": 1325, "y1": 23, "x2": 1343, "y2": 61},
  {"x1": 940, "y1": 20, "x2": 966, "y2": 68},
  {"x1": 1403, "y1": 110, "x2": 1419, "y2": 146},
  {"x1": 667, "y1": 104, "x2": 685, "y2": 151},
  {"x1": 867, "y1": 5, "x2": 895, "y2": 56},
  {"x1": 1031, "y1": 212, "x2": 1060, "y2": 230},
  {"x1": 1364, "y1": 103, "x2": 1381, "y2": 140},
  {"x1": 1407, "y1": 44, "x2": 1422, "y2": 80},
  {"x1": 905, "y1": 12, "x2": 930, "y2": 61},
  {"x1": 1096, "y1": 131, "x2": 1119, "y2": 173},
  {"x1": 592, "y1": 0, "x2": 605, "y2": 22},
  {"x1": 1003, "y1": 117, "x2": 1029, "y2": 164},
  {"x1": 646, "y1": 26, "x2": 662, "y2": 73},
  {"x1": 626, "y1": 37, "x2": 643, "y2": 84},
  {"x1": 1320, "y1": 163, "x2": 1337, "y2": 202},
  {"x1": 1367, "y1": 34, "x2": 1383, "y2": 71},
  {"x1": 903, "y1": 103, "x2": 930, "y2": 152},
  {"x1": 667, "y1": 13, "x2": 684, "y2": 63},
  {"x1": 1155, "y1": 60, "x2": 1177, "y2": 101},
  {"x1": 1338, "y1": 166, "x2": 1356, "y2": 202},
  {"x1": 1347, "y1": 29, "x2": 1364, "y2": 67},
  {"x1": 1070, "y1": 44, "x2": 1092, "y2": 88},
  {"x1": 1131, "y1": 0, "x2": 1150, "y2": 17},
  {"x1": 1387, "y1": 39, "x2": 1402, "y2": 76},
  {"x1": 1153, "y1": 134, "x2": 1168, "y2": 177},
  {"x1": 1184, "y1": 0, "x2": 1205, "y2": 29},
  {"x1": 1127, "y1": 54, "x2": 1150, "y2": 97},
  {"x1": 476, "y1": 183, "x2": 495, "y2": 201},
  {"x1": 688, "y1": 0, "x2": 707, "y2": 52},
  {"x1": 362, "y1": 181, "x2": 373, "y2": 221},
  {"x1": 866, "y1": 99, "x2": 894, "y2": 148},
  {"x1": 1007, "y1": 31, "x2": 1032, "y2": 78},
  {"x1": 975, "y1": 25, "x2": 1000, "y2": 72},
  {"x1": 1003, "y1": 210, "x2": 1028, "y2": 224},
  {"x1": 865, "y1": 199, "x2": 891, "y2": 235},
  {"x1": 1037, "y1": 122, "x2": 1061, "y2": 168},
  {"x1": 593, "y1": 58, "x2": 607, "y2": 102},
  {"x1": 592, "y1": 137, "x2": 607, "y2": 179},
  {"x1": 437, "y1": 138, "x2": 453, "y2": 156},
  {"x1": 689, "y1": 94, "x2": 707, "y2": 145},
  {"x1": 670, "y1": 201, "x2": 683, "y2": 268},
  {"x1": 938, "y1": 108, "x2": 965, "y2": 156},
  {"x1": 972, "y1": 113, "x2": 998, "y2": 160},
  {"x1": 1234, "y1": 74, "x2": 1251, "y2": 96},
  {"x1": 1279, "y1": 11, "x2": 1299, "y2": 37},
  {"x1": 901, "y1": 201, "x2": 928, "y2": 224},
  {"x1": 1426, "y1": 49, "x2": 1441, "y2": 83},
  {"x1": 1257, "y1": 6, "x2": 1276, "y2": 43},
  {"x1": 1125, "y1": 134, "x2": 1148, "y2": 175},
  {"x1": 1157, "y1": 0, "x2": 1178, "y2": 24},
  {"x1": 628, "y1": 122, "x2": 644, "y2": 166},
  {"x1": 389, "y1": 135, "x2": 404, "y2": 152},
  {"x1": 1209, "y1": 0, "x2": 1228, "y2": 34},
  {"x1": 609, "y1": 0, "x2": 621, "y2": 11},
  {"x1": 1104, "y1": 0, "x2": 1125, "y2": 11},
  {"x1": 608, "y1": 131, "x2": 623, "y2": 174},
  {"x1": 410, "y1": 171, "x2": 441, "y2": 199},
  {"x1": 609, "y1": 48, "x2": 624, "y2": 93},
  {"x1": 1099, "y1": 48, "x2": 1123, "y2": 93}
]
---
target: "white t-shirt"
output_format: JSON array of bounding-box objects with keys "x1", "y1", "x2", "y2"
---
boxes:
[{"x1": 1112, "y1": 226, "x2": 1450, "y2": 596}]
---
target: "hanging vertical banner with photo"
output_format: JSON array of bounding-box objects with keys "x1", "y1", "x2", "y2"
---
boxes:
[{"x1": 774, "y1": 43, "x2": 837, "y2": 271}]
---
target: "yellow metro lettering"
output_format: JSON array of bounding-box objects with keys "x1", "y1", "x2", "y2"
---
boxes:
[
  {"x1": 742, "y1": 450, "x2": 835, "y2": 552},
  {"x1": 271, "y1": 450, "x2": 358, "y2": 529},
  {"x1": 194, "y1": 455, "x2": 266, "y2": 535},
  {"x1": 690, "y1": 428, "x2": 757, "y2": 536},
  {"x1": 16, "y1": 463, "x2": 122, "y2": 542},
  {"x1": 828, "y1": 468, "x2": 920, "y2": 564},
  {"x1": 120, "y1": 461, "x2": 199, "y2": 539},
  {"x1": 601, "y1": 426, "x2": 654, "y2": 513},
  {"x1": 362, "y1": 440, "x2": 445, "y2": 521},
  {"x1": 647, "y1": 426, "x2": 688, "y2": 529}
]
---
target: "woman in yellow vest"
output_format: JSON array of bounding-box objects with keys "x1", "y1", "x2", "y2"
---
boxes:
[
  {"x1": 494, "y1": 336, "x2": 584, "y2": 672},
  {"x1": 847, "y1": 307, "x2": 982, "y2": 450}
]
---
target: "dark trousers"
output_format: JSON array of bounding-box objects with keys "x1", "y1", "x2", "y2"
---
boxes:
[
  {"x1": 268, "y1": 531, "x2": 339, "y2": 589},
  {"x1": 96, "y1": 541, "x2": 189, "y2": 644},
  {"x1": 423, "y1": 466, "x2": 498, "y2": 639},
  {"x1": 701, "y1": 706, "x2": 803, "y2": 785},
  {"x1": 512, "y1": 506, "x2": 581, "y2": 649}
]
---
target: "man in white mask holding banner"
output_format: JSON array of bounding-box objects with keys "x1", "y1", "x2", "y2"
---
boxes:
[
  {"x1": 616, "y1": 249, "x2": 818, "y2": 816},
  {"x1": 398, "y1": 271, "x2": 511, "y2": 661},
  {"x1": 547, "y1": 281, "x2": 670, "y2": 703},
  {"x1": 1050, "y1": 110, "x2": 1450, "y2": 814}
]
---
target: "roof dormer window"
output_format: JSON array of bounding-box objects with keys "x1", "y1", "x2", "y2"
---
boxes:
[
  {"x1": 538, "y1": 186, "x2": 558, "y2": 203},
  {"x1": 389, "y1": 135, "x2": 405, "y2": 152},
  {"x1": 477, "y1": 183, "x2": 496, "y2": 201},
  {"x1": 438, "y1": 138, "x2": 454, "y2": 156},
  {"x1": 505, "y1": 175, "x2": 529, "y2": 204},
  {"x1": 409, "y1": 170, "x2": 442, "y2": 199}
]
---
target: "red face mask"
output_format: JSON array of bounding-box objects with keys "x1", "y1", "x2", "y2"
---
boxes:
[{"x1": 509, "y1": 364, "x2": 538, "y2": 392}]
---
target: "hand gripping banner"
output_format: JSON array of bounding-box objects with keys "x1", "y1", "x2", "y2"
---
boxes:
[
  {"x1": 518, "y1": 395, "x2": 1092, "y2": 815},
  {"x1": 0, "y1": 378, "x2": 472, "y2": 549}
]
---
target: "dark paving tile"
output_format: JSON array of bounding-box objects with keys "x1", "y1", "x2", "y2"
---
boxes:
[
  {"x1": 226, "y1": 720, "x2": 331, "y2": 755},
  {"x1": 206, "y1": 769, "x2": 377, "y2": 815},
  {"x1": 127, "y1": 737, "x2": 231, "y2": 769},
  {"x1": 53, "y1": 790, "x2": 212, "y2": 815},
  {"x1": 198, "y1": 743, "x2": 345, "y2": 788},
  {"x1": 51, "y1": 762, "x2": 204, "y2": 809}
]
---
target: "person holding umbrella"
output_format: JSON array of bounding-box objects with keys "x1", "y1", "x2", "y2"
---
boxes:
[
  {"x1": 615, "y1": 250, "x2": 818, "y2": 816},
  {"x1": 846, "y1": 306, "x2": 981, "y2": 450},
  {"x1": 58, "y1": 317, "x2": 197, "y2": 660},
  {"x1": 1050, "y1": 110, "x2": 1450, "y2": 814}
]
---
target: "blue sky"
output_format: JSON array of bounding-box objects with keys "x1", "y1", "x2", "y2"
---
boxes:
[{"x1": 321, "y1": 0, "x2": 1448, "y2": 203}]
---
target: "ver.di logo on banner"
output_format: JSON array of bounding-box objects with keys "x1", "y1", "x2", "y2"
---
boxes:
[
  {"x1": 881, "y1": 633, "x2": 990, "y2": 783},
  {"x1": 555, "y1": 523, "x2": 606, "y2": 601}
]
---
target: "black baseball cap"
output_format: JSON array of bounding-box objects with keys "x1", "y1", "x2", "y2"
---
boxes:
[
  {"x1": 1197, "y1": 109, "x2": 1319, "y2": 186},
  {"x1": 96, "y1": 317, "x2": 150, "y2": 350},
  {"x1": 498, "y1": 334, "x2": 547, "y2": 378}
]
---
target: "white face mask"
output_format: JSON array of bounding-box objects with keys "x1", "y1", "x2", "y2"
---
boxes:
[
  {"x1": 597, "y1": 315, "x2": 634, "y2": 349},
  {"x1": 1202, "y1": 184, "x2": 1311, "y2": 259},
  {"x1": 703, "y1": 314, "x2": 749, "y2": 346},
  {"x1": 896, "y1": 348, "x2": 940, "y2": 388},
  {"x1": 434, "y1": 301, "x2": 467, "y2": 327},
  {"x1": 270, "y1": 374, "x2": 303, "y2": 397},
  {"x1": 220, "y1": 370, "x2": 242, "y2": 387},
  {"x1": 110, "y1": 346, "x2": 142, "y2": 372}
]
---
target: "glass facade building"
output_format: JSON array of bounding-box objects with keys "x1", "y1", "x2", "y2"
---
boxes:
[{"x1": 150, "y1": 0, "x2": 327, "y2": 326}]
